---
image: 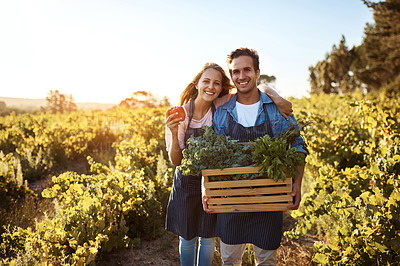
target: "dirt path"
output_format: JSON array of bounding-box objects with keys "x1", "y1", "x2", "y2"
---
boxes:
[
  {"x1": 97, "y1": 212, "x2": 320, "y2": 266},
  {"x1": 96, "y1": 231, "x2": 180, "y2": 265}
]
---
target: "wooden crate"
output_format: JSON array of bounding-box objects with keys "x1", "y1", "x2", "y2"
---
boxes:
[{"x1": 202, "y1": 166, "x2": 292, "y2": 213}]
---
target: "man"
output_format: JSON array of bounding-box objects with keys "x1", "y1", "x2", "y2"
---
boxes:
[{"x1": 211, "y1": 48, "x2": 307, "y2": 265}]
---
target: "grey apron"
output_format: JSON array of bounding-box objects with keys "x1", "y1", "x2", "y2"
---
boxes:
[
  {"x1": 165, "y1": 100, "x2": 217, "y2": 240},
  {"x1": 215, "y1": 102, "x2": 283, "y2": 250}
]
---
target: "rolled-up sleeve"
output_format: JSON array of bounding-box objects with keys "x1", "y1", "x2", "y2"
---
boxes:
[
  {"x1": 292, "y1": 136, "x2": 307, "y2": 155},
  {"x1": 269, "y1": 108, "x2": 308, "y2": 155}
]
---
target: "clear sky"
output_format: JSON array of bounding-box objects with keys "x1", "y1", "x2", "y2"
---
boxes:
[{"x1": 0, "y1": 0, "x2": 373, "y2": 105}]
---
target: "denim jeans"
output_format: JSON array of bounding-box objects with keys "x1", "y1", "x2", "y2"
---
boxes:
[{"x1": 179, "y1": 236, "x2": 215, "y2": 266}]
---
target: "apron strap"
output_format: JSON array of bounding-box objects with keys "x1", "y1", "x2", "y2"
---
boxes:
[
  {"x1": 262, "y1": 103, "x2": 273, "y2": 137},
  {"x1": 225, "y1": 101, "x2": 273, "y2": 141},
  {"x1": 211, "y1": 102, "x2": 216, "y2": 115},
  {"x1": 186, "y1": 99, "x2": 216, "y2": 131},
  {"x1": 186, "y1": 99, "x2": 195, "y2": 132}
]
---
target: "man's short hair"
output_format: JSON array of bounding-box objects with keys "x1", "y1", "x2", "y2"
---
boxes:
[{"x1": 227, "y1": 48, "x2": 260, "y2": 72}]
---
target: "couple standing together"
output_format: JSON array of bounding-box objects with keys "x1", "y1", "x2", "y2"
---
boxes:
[{"x1": 165, "y1": 48, "x2": 307, "y2": 266}]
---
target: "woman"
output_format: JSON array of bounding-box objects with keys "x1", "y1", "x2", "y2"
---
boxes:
[{"x1": 165, "y1": 63, "x2": 292, "y2": 266}]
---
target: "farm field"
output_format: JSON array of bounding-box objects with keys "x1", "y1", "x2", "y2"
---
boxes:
[
  {"x1": 0, "y1": 96, "x2": 117, "y2": 112},
  {"x1": 0, "y1": 90, "x2": 399, "y2": 265}
]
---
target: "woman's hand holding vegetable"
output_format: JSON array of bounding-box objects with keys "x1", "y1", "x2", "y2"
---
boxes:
[
  {"x1": 165, "y1": 106, "x2": 186, "y2": 166},
  {"x1": 165, "y1": 106, "x2": 186, "y2": 135}
]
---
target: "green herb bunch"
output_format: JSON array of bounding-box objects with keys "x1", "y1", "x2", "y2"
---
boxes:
[
  {"x1": 252, "y1": 123, "x2": 306, "y2": 182},
  {"x1": 179, "y1": 124, "x2": 306, "y2": 182},
  {"x1": 179, "y1": 126, "x2": 252, "y2": 176}
]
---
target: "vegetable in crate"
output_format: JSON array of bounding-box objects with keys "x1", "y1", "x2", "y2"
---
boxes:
[
  {"x1": 252, "y1": 123, "x2": 306, "y2": 182},
  {"x1": 179, "y1": 126, "x2": 252, "y2": 176},
  {"x1": 180, "y1": 124, "x2": 306, "y2": 182}
]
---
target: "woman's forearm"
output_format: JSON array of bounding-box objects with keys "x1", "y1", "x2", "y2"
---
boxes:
[
  {"x1": 168, "y1": 135, "x2": 183, "y2": 166},
  {"x1": 262, "y1": 86, "x2": 279, "y2": 99},
  {"x1": 259, "y1": 84, "x2": 293, "y2": 120}
]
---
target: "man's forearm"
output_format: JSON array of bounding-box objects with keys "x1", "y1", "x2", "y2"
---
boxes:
[{"x1": 294, "y1": 165, "x2": 305, "y2": 185}]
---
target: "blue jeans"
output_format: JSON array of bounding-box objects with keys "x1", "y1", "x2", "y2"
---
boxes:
[{"x1": 179, "y1": 236, "x2": 215, "y2": 266}]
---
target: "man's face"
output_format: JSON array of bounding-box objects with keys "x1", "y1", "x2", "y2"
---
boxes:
[{"x1": 229, "y1": 55, "x2": 260, "y2": 94}]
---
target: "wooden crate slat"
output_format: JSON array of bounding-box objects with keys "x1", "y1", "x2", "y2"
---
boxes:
[
  {"x1": 203, "y1": 178, "x2": 290, "y2": 189},
  {"x1": 202, "y1": 166, "x2": 293, "y2": 213},
  {"x1": 205, "y1": 185, "x2": 291, "y2": 197},
  {"x1": 210, "y1": 203, "x2": 290, "y2": 213},
  {"x1": 208, "y1": 194, "x2": 292, "y2": 205},
  {"x1": 202, "y1": 166, "x2": 260, "y2": 176}
]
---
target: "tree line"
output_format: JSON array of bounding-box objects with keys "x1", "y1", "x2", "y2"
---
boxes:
[
  {"x1": 42, "y1": 90, "x2": 170, "y2": 114},
  {"x1": 309, "y1": 0, "x2": 400, "y2": 95}
]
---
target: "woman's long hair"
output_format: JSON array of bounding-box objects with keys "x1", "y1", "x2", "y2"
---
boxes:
[{"x1": 179, "y1": 63, "x2": 233, "y2": 106}]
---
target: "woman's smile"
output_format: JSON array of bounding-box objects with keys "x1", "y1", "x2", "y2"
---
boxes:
[{"x1": 196, "y1": 68, "x2": 223, "y2": 102}]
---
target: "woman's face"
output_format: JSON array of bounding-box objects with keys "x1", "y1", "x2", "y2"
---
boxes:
[{"x1": 196, "y1": 68, "x2": 223, "y2": 102}]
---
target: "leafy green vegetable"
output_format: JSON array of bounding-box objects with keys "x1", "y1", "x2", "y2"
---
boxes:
[
  {"x1": 179, "y1": 124, "x2": 306, "y2": 182},
  {"x1": 179, "y1": 126, "x2": 253, "y2": 177},
  {"x1": 252, "y1": 123, "x2": 306, "y2": 181}
]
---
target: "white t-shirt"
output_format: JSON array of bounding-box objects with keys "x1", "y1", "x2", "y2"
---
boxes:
[{"x1": 236, "y1": 101, "x2": 260, "y2": 127}]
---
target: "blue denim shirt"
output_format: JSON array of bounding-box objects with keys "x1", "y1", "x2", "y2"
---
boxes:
[{"x1": 213, "y1": 90, "x2": 308, "y2": 154}]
